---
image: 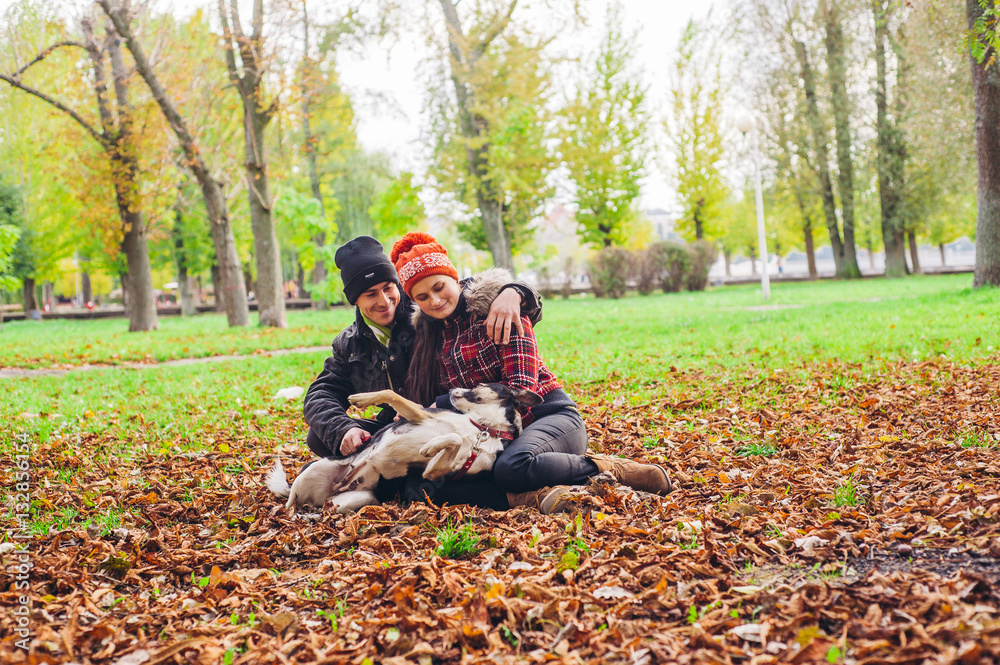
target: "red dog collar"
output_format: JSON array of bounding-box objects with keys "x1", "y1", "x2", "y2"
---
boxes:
[
  {"x1": 469, "y1": 420, "x2": 516, "y2": 441},
  {"x1": 451, "y1": 421, "x2": 516, "y2": 480}
]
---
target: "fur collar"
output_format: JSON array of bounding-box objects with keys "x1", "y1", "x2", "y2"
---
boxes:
[{"x1": 411, "y1": 267, "x2": 514, "y2": 328}]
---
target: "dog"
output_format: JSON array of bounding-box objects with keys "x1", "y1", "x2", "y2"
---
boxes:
[{"x1": 267, "y1": 383, "x2": 541, "y2": 513}]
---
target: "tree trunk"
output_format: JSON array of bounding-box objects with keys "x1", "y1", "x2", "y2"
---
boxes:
[
  {"x1": 967, "y1": 0, "x2": 1000, "y2": 286},
  {"x1": 793, "y1": 39, "x2": 846, "y2": 276},
  {"x1": 118, "y1": 207, "x2": 158, "y2": 330},
  {"x1": 100, "y1": 0, "x2": 250, "y2": 326},
  {"x1": 211, "y1": 264, "x2": 226, "y2": 312},
  {"x1": 300, "y1": 4, "x2": 329, "y2": 310},
  {"x1": 173, "y1": 207, "x2": 198, "y2": 316},
  {"x1": 939, "y1": 242, "x2": 946, "y2": 267},
  {"x1": 242, "y1": 115, "x2": 286, "y2": 327},
  {"x1": 724, "y1": 250, "x2": 731, "y2": 277},
  {"x1": 81, "y1": 269, "x2": 92, "y2": 305},
  {"x1": 22, "y1": 277, "x2": 37, "y2": 313},
  {"x1": 867, "y1": 240, "x2": 876, "y2": 270},
  {"x1": 803, "y1": 222, "x2": 818, "y2": 278},
  {"x1": 220, "y1": 0, "x2": 286, "y2": 328},
  {"x1": 873, "y1": 0, "x2": 908, "y2": 278},
  {"x1": 693, "y1": 201, "x2": 705, "y2": 240},
  {"x1": 244, "y1": 264, "x2": 255, "y2": 301},
  {"x1": 42, "y1": 281, "x2": 54, "y2": 312},
  {"x1": 907, "y1": 230, "x2": 922, "y2": 273},
  {"x1": 822, "y1": 1, "x2": 861, "y2": 278}
]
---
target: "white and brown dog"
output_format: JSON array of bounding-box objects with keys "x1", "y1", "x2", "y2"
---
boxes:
[{"x1": 267, "y1": 383, "x2": 540, "y2": 513}]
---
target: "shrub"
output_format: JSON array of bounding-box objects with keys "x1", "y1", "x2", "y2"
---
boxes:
[
  {"x1": 634, "y1": 247, "x2": 661, "y2": 295},
  {"x1": 648, "y1": 241, "x2": 690, "y2": 293},
  {"x1": 686, "y1": 240, "x2": 718, "y2": 292},
  {"x1": 588, "y1": 247, "x2": 631, "y2": 299}
]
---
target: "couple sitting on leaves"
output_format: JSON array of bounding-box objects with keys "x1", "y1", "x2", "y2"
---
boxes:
[{"x1": 303, "y1": 233, "x2": 673, "y2": 515}]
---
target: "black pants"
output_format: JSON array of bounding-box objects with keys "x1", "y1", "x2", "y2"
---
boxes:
[{"x1": 407, "y1": 404, "x2": 598, "y2": 509}]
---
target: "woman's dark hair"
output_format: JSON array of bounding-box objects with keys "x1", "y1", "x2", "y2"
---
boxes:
[{"x1": 403, "y1": 317, "x2": 442, "y2": 407}]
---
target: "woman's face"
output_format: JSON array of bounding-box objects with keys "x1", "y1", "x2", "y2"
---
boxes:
[{"x1": 410, "y1": 275, "x2": 460, "y2": 319}]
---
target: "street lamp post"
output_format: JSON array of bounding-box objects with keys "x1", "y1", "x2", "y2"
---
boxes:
[{"x1": 736, "y1": 112, "x2": 770, "y2": 301}]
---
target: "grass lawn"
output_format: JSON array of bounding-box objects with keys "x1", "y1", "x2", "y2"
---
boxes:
[{"x1": 1, "y1": 274, "x2": 999, "y2": 664}]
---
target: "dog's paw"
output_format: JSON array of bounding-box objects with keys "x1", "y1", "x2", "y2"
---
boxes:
[{"x1": 348, "y1": 392, "x2": 380, "y2": 409}]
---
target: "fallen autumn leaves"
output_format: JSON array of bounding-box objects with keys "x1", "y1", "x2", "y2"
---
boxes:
[{"x1": 2, "y1": 359, "x2": 999, "y2": 664}]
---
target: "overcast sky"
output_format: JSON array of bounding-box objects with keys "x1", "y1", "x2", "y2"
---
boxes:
[{"x1": 333, "y1": 0, "x2": 717, "y2": 213}]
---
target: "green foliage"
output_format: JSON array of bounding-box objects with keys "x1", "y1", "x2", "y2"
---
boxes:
[
  {"x1": 561, "y1": 1, "x2": 647, "y2": 249},
  {"x1": 273, "y1": 186, "x2": 342, "y2": 304},
  {"x1": 588, "y1": 246, "x2": 631, "y2": 299},
  {"x1": 367, "y1": 172, "x2": 426, "y2": 241},
  {"x1": 431, "y1": 29, "x2": 555, "y2": 258},
  {"x1": 434, "y1": 519, "x2": 481, "y2": 559},
  {"x1": 962, "y1": 0, "x2": 1000, "y2": 68},
  {"x1": 667, "y1": 16, "x2": 729, "y2": 242},
  {"x1": 0, "y1": 223, "x2": 21, "y2": 292}
]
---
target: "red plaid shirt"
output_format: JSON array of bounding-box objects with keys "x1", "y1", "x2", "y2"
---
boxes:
[{"x1": 436, "y1": 311, "x2": 561, "y2": 426}]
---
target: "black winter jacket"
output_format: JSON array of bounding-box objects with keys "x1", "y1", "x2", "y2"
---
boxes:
[{"x1": 303, "y1": 280, "x2": 542, "y2": 457}]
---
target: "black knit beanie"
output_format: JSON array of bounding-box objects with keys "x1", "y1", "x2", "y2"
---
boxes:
[{"x1": 335, "y1": 236, "x2": 399, "y2": 305}]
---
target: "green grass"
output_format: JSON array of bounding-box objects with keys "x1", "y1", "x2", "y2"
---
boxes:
[
  {"x1": 0, "y1": 309, "x2": 353, "y2": 369},
  {"x1": 734, "y1": 442, "x2": 780, "y2": 457},
  {"x1": 830, "y1": 477, "x2": 863, "y2": 508},
  {"x1": 1, "y1": 275, "x2": 998, "y2": 458},
  {"x1": 535, "y1": 274, "x2": 1000, "y2": 396},
  {"x1": 959, "y1": 431, "x2": 996, "y2": 449},
  {"x1": 434, "y1": 519, "x2": 482, "y2": 558}
]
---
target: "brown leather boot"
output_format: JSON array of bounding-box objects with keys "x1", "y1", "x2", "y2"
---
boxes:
[
  {"x1": 587, "y1": 455, "x2": 673, "y2": 495},
  {"x1": 506, "y1": 486, "x2": 575, "y2": 514}
]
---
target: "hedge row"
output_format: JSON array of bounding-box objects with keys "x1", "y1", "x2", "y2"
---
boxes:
[{"x1": 588, "y1": 240, "x2": 717, "y2": 299}]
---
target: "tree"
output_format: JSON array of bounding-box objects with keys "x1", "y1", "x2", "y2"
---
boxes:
[
  {"x1": 431, "y1": 0, "x2": 556, "y2": 270},
  {"x1": 100, "y1": 0, "x2": 251, "y2": 327},
  {"x1": 667, "y1": 16, "x2": 729, "y2": 242},
  {"x1": 792, "y1": 33, "x2": 850, "y2": 277},
  {"x1": 872, "y1": 0, "x2": 908, "y2": 278},
  {"x1": 0, "y1": 7, "x2": 159, "y2": 331},
  {"x1": 902, "y1": 0, "x2": 976, "y2": 267},
  {"x1": 821, "y1": 0, "x2": 862, "y2": 277},
  {"x1": 0, "y1": 179, "x2": 22, "y2": 318},
  {"x1": 219, "y1": 0, "x2": 286, "y2": 328},
  {"x1": 368, "y1": 172, "x2": 426, "y2": 240},
  {"x1": 965, "y1": 0, "x2": 1000, "y2": 287},
  {"x1": 562, "y1": 1, "x2": 647, "y2": 249},
  {"x1": 273, "y1": 185, "x2": 340, "y2": 304}
]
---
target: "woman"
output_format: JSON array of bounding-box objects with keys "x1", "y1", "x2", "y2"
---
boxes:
[{"x1": 390, "y1": 232, "x2": 672, "y2": 514}]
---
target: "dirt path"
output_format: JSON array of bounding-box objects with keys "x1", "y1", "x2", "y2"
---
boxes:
[{"x1": 0, "y1": 345, "x2": 329, "y2": 379}]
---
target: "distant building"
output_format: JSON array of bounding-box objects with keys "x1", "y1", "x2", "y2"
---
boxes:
[{"x1": 645, "y1": 208, "x2": 684, "y2": 242}]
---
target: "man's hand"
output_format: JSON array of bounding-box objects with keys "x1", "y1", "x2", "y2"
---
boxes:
[
  {"x1": 485, "y1": 287, "x2": 525, "y2": 344},
  {"x1": 340, "y1": 428, "x2": 371, "y2": 455}
]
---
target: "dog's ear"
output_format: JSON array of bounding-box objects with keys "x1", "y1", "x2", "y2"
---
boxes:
[{"x1": 509, "y1": 387, "x2": 542, "y2": 409}]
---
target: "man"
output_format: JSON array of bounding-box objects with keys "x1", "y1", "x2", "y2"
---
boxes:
[{"x1": 303, "y1": 236, "x2": 540, "y2": 459}]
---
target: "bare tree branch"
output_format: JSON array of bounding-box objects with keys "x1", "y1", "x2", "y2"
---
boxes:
[
  {"x1": 475, "y1": 0, "x2": 517, "y2": 57},
  {"x1": 9, "y1": 40, "x2": 86, "y2": 80},
  {"x1": 0, "y1": 72, "x2": 107, "y2": 148}
]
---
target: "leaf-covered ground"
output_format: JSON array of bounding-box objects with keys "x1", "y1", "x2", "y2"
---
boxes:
[{"x1": 3, "y1": 357, "x2": 999, "y2": 665}]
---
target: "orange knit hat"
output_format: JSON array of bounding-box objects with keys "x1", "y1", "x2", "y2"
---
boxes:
[{"x1": 390, "y1": 232, "x2": 459, "y2": 297}]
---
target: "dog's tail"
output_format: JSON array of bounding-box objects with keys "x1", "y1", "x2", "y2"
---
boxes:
[{"x1": 266, "y1": 459, "x2": 291, "y2": 499}]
